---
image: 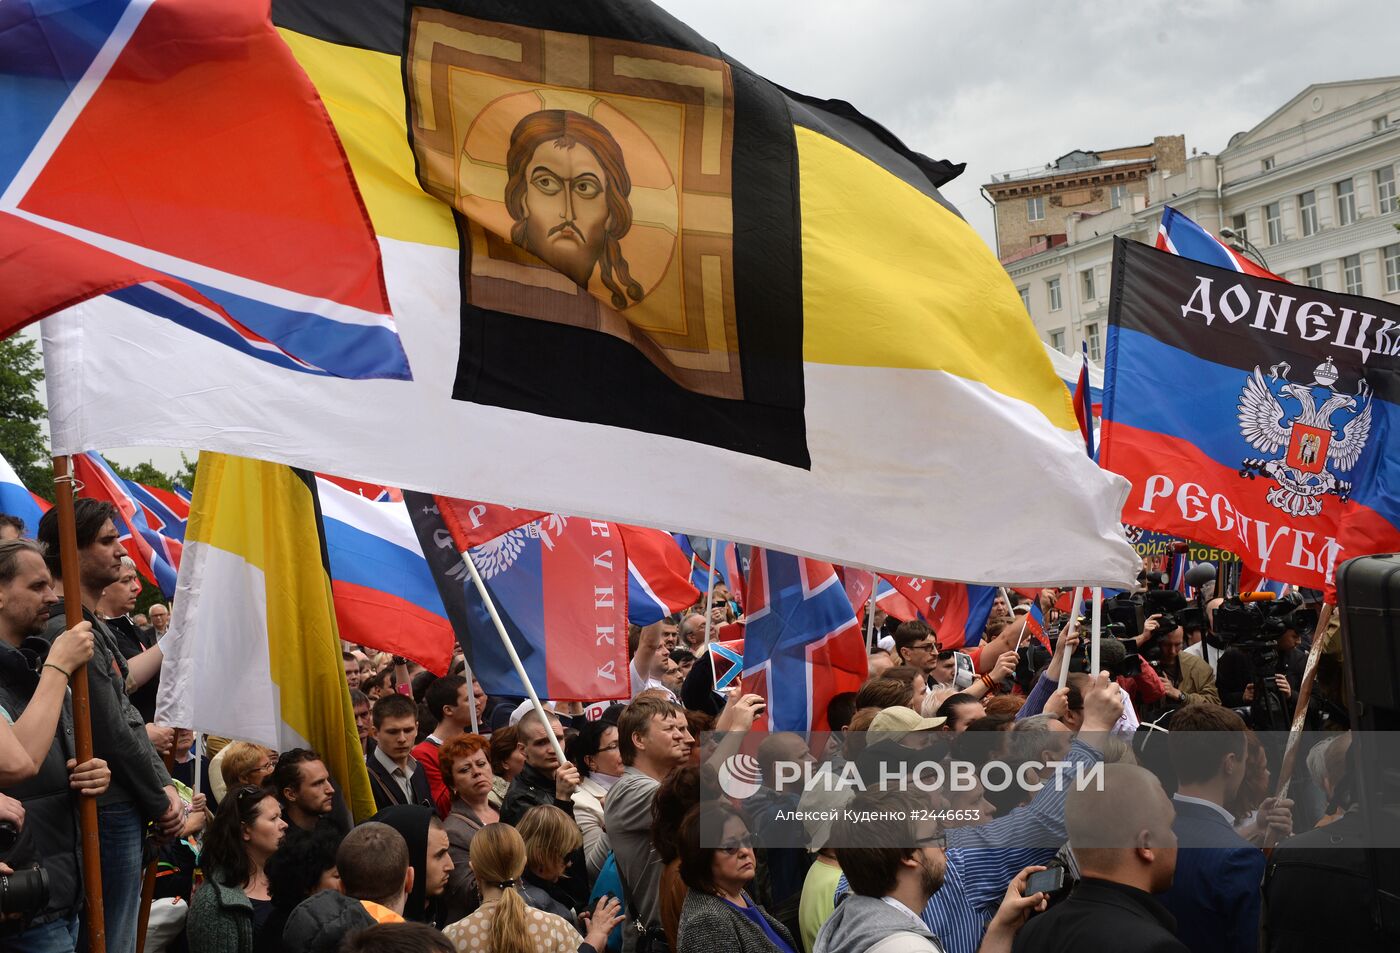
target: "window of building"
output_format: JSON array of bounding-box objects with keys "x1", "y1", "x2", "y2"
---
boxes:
[
  {"x1": 1386, "y1": 244, "x2": 1400, "y2": 294},
  {"x1": 1085, "y1": 323, "x2": 1102, "y2": 363},
  {"x1": 1375, "y1": 116, "x2": 1393, "y2": 134},
  {"x1": 1027, "y1": 196, "x2": 1045, "y2": 221},
  {"x1": 1265, "y1": 202, "x2": 1283, "y2": 244},
  {"x1": 1336, "y1": 179, "x2": 1357, "y2": 226},
  {"x1": 1343, "y1": 254, "x2": 1363, "y2": 295},
  {"x1": 1377, "y1": 166, "x2": 1397, "y2": 215},
  {"x1": 1298, "y1": 191, "x2": 1318, "y2": 237},
  {"x1": 1050, "y1": 329, "x2": 1066, "y2": 353},
  {"x1": 1017, "y1": 285, "x2": 1030, "y2": 312},
  {"x1": 1230, "y1": 213, "x2": 1249, "y2": 245},
  {"x1": 1110, "y1": 185, "x2": 1129, "y2": 209},
  {"x1": 1304, "y1": 264, "x2": 1323, "y2": 289},
  {"x1": 1261, "y1": 156, "x2": 1275, "y2": 172},
  {"x1": 1081, "y1": 268, "x2": 1096, "y2": 301},
  {"x1": 1047, "y1": 277, "x2": 1062, "y2": 312}
]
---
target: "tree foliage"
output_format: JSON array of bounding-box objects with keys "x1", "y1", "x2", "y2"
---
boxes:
[{"x1": 0, "y1": 336, "x2": 51, "y2": 500}]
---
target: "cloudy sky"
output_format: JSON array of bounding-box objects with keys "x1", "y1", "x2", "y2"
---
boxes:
[
  {"x1": 656, "y1": 0, "x2": 1399, "y2": 245},
  {"x1": 95, "y1": 0, "x2": 1400, "y2": 472}
]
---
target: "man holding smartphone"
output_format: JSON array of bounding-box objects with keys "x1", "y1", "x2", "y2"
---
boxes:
[{"x1": 816, "y1": 787, "x2": 1048, "y2": 953}]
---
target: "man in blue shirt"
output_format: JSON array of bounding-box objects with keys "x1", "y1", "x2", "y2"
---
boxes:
[{"x1": 837, "y1": 673, "x2": 1125, "y2": 953}]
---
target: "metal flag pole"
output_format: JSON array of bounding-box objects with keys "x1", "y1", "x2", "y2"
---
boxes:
[
  {"x1": 1057, "y1": 586, "x2": 1084, "y2": 690},
  {"x1": 1089, "y1": 586, "x2": 1103, "y2": 676},
  {"x1": 462, "y1": 550, "x2": 566, "y2": 765},
  {"x1": 461, "y1": 656, "x2": 480, "y2": 735},
  {"x1": 52, "y1": 455, "x2": 106, "y2": 953},
  {"x1": 702, "y1": 538, "x2": 719, "y2": 647}
]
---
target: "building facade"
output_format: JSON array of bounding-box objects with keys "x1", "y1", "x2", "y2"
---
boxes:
[{"x1": 986, "y1": 77, "x2": 1400, "y2": 362}]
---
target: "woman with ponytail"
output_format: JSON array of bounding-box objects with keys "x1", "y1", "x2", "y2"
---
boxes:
[{"x1": 443, "y1": 823, "x2": 623, "y2": 953}]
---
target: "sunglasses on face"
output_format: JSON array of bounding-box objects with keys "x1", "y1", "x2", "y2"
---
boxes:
[
  {"x1": 915, "y1": 831, "x2": 947, "y2": 849},
  {"x1": 719, "y1": 834, "x2": 755, "y2": 854}
]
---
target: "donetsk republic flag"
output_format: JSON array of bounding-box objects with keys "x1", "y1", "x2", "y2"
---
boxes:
[
  {"x1": 28, "y1": 0, "x2": 1138, "y2": 587},
  {"x1": 155, "y1": 453, "x2": 376, "y2": 821}
]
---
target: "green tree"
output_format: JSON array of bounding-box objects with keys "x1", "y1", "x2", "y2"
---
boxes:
[
  {"x1": 0, "y1": 335, "x2": 51, "y2": 500},
  {"x1": 108, "y1": 453, "x2": 198, "y2": 494}
]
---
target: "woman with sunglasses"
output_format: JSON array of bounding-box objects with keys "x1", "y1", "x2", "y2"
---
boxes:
[
  {"x1": 675, "y1": 802, "x2": 797, "y2": 953},
  {"x1": 188, "y1": 784, "x2": 288, "y2": 953}
]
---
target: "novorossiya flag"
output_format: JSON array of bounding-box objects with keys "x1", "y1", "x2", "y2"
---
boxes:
[
  {"x1": 34, "y1": 0, "x2": 1138, "y2": 587},
  {"x1": 154, "y1": 453, "x2": 375, "y2": 821},
  {"x1": 1101, "y1": 238, "x2": 1400, "y2": 591}
]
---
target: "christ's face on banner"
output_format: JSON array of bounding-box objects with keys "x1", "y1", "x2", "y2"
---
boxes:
[{"x1": 519, "y1": 139, "x2": 610, "y2": 286}]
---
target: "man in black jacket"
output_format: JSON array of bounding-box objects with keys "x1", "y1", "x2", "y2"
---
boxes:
[
  {"x1": 1013, "y1": 763, "x2": 1187, "y2": 953},
  {"x1": 501, "y1": 707, "x2": 587, "y2": 910},
  {"x1": 0, "y1": 538, "x2": 112, "y2": 950},
  {"x1": 366, "y1": 694, "x2": 433, "y2": 811},
  {"x1": 37, "y1": 502, "x2": 181, "y2": 953}
]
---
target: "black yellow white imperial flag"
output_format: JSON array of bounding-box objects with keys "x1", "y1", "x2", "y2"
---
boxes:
[{"x1": 40, "y1": 0, "x2": 1138, "y2": 586}]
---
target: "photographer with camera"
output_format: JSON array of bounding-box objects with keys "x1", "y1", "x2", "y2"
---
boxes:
[
  {"x1": 1209, "y1": 598, "x2": 1305, "y2": 733},
  {"x1": 1145, "y1": 615, "x2": 1218, "y2": 708},
  {"x1": 0, "y1": 537, "x2": 113, "y2": 949}
]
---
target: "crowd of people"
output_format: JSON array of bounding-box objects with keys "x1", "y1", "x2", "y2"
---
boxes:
[{"x1": 0, "y1": 504, "x2": 1380, "y2": 953}]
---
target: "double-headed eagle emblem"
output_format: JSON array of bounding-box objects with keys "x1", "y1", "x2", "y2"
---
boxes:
[
  {"x1": 1237, "y1": 356, "x2": 1371, "y2": 517},
  {"x1": 469, "y1": 515, "x2": 570, "y2": 579}
]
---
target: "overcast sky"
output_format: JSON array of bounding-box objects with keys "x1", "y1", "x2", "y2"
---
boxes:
[
  {"x1": 95, "y1": 0, "x2": 1400, "y2": 473},
  {"x1": 656, "y1": 0, "x2": 1399, "y2": 245}
]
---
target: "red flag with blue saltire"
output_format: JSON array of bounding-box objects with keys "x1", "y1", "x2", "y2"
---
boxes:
[
  {"x1": 316, "y1": 477, "x2": 455, "y2": 674},
  {"x1": 73, "y1": 451, "x2": 181, "y2": 597},
  {"x1": 882, "y1": 576, "x2": 999, "y2": 649},
  {"x1": 619, "y1": 526, "x2": 701, "y2": 625},
  {"x1": 1155, "y1": 205, "x2": 1285, "y2": 282},
  {"x1": 1074, "y1": 340, "x2": 1098, "y2": 458},
  {"x1": 0, "y1": 0, "x2": 411, "y2": 381},
  {"x1": 739, "y1": 550, "x2": 868, "y2": 732},
  {"x1": 451, "y1": 513, "x2": 631, "y2": 702}
]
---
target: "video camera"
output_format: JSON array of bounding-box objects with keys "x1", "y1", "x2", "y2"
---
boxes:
[
  {"x1": 1213, "y1": 595, "x2": 1317, "y2": 675},
  {"x1": 1064, "y1": 622, "x2": 1144, "y2": 678},
  {"x1": 1104, "y1": 589, "x2": 1188, "y2": 660}
]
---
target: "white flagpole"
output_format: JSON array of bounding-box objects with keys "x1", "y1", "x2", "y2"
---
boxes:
[
  {"x1": 193, "y1": 732, "x2": 202, "y2": 798},
  {"x1": 1089, "y1": 586, "x2": 1103, "y2": 676},
  {"x1": 1057, "y1": 586, "x2": 1083, "y2": 690},
  {"x1": 702, "y1": 538, "x2": 719, "y2": 647},
  {"x1": 461, "y1": 656, "x2": 480, "y2": 736},
  {"x1": 864, "y1": 576, "x2": 877, "y2": 651},
  {"x1": 462, "y1": 550, "x2": 566, "y2": 765}
]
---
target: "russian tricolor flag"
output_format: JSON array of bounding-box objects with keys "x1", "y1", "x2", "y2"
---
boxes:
[
  {"x1": 0, "y1": 451, "x2": 48, "y2": 534},
  {"x1": 317, "y1": 477, "x2": 455, "y2": 674}
]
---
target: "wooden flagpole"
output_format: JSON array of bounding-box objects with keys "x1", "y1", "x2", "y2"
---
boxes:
[
  {"x1": 135, "y1": 749, "x2": 175, "y2": 953},
  {"x1": 1264, "y1": 600, "x2": 1336, "y2": 848},
  {"x1": 52, "y1": 455, "x2": 106, "y2": 953},
  {"x1": 461, "y1": 550, "x2": 566, "y2": 765}
]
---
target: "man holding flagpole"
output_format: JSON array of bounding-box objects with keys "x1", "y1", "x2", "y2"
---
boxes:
[{"x1": 37, "y1": 502, "x2": 182, "y2": 953}]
